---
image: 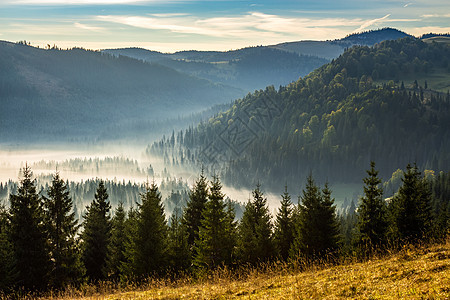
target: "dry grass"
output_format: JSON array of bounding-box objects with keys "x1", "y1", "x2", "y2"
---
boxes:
[{"x1": 51, "y1": 241, "x2": 449, "y2": 300}]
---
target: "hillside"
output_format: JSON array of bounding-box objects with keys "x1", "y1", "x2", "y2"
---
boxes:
[
  {"x1": 103, "y1": 46, "x2": 328, "y2": 93},
  {"x1": 0, "y1": 41, "x2": 242, "y2": 142},
  {"x1": 149, "y1": 38, "x2": 450, "y2": 189},
  {"x1": 67, "y1": 241, "x2": 449, "y2": 299}
]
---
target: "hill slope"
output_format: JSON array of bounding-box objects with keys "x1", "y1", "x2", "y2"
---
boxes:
[
  {"x1": 0, "y1": 41, "x2": 242, "y2": 142},
  {"x1": 149, "y1": 38, "x2": 450, "y2": 189},
  {"x1": 77, "y1": 242, "x2": 449, "y2": 299}
]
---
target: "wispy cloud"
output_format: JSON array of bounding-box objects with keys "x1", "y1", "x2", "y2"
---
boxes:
[
  {"x1": 74, "y1": 22, "x2": 104, "y2": 32},
  {"x1": 403, "y1": 2, "x2": 412, "y2": 7},
  {"x1": 4, "y1": 0, "x2": 174, "y2": 4},
  {"x1": 353, "y1": 14, "x2": 390, "y2": 33}
]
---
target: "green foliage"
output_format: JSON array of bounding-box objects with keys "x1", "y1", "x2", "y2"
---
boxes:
[
  {"x1": 8, "y1": 166, "x2": 50, "y2": 290},
  {"x1": 107, "y1": 201, "x2": 127, "y2": 280},
  {"x1": 81, "y1": 180, "x2": 111, "y2": 281},
  {"x1": 290, "y1": 175, "x2": 340, "y2": 259},
  {"x1": 43, "y1": 172, "x2": 83, "y2": 288},
  {"x1": 167, "y1": 208, "x2": 191, "y2": 272},
  {"x1": 355, "y1": 162, "x2": 387, "y2": 254},
  {"x1": 388, "y1": 164, "x2": 433, "y2": 243},
  {"x1": 130, "y1": 183, "x2": 168, "y2": 277},
  {"x1": 238, "y1": 184, "x2": 274, "y2": 264},
  {"x1": 0, "y1": 204, "x2": 16, "y2": 292},
  {"x1": 183, "y1": 170, "x2": 208, "y2": 249},
  {"x1": 273, "y1": 186, "x2": 294, "y2": 260},
  {"x1": 194, "y1": 175, "x2": 235, "y2": 269}
]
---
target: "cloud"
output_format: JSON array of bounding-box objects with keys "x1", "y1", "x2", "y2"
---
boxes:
[
  {"x1": 353, "y1": 14, "x2": 391, "y2": 33},
  {"x1": 4, "y1": 0, "x2": 175, "y2": 4},
  {"x1": 74, "y1": 22, "x2": 104, "y2": 32},
  {"x1": 403, "y1": 2, "x2": 412, "y2": 7},
  {"x1": 97, "y1": 12, "x2": 364, "y2": 41}
]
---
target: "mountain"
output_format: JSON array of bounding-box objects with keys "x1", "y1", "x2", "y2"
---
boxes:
[
  {"x1": 103, "y1": 46, "x2": 328, "y2": 93},
  {"x1": 149, "y1": 38, "x2": 450, "y2": 190},
  {"x1": 103, "y1": 28, "x2": 412, "y2": 93},
  {"x1": 0, "y1": 41, "x2": 242, "y2": 142},
  {"x1": 270, "y1": 28, "x2": 413, "y2": 59}
]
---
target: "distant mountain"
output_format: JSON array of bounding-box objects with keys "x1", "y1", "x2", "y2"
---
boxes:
[
  {"x1": 149, "y1": 38, "x2": 450, "y2": 189},
  {"x1": 270, "y1": 28, "x2": 412, "y2": 59},
  {"x1": 0, "y1": 41, "x2": 242, "y2": 142},
  {"x1": 103, "y1": 46, "x2": 328, "y2": 93}
]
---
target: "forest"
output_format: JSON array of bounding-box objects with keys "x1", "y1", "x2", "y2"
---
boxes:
[
  {"x1": 0, "y1": 162, "x2": 448, "y2": 295},
  {"x1": 148, "y1": 38, "x2": 450, "y2": 190}
]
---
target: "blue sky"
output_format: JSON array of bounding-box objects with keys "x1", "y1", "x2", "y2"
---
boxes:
[{"x1": 0, "y1": 0, "x2": 449, "y2": 52}]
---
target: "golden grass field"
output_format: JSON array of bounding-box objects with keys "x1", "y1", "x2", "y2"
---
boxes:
[{"x1": 47, "y1": 240, "x2": 450, "y2": 300}]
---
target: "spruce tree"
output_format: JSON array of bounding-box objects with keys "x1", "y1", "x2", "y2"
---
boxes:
[
  {"x1": 183, "y1": 170, "x2": 208, "y2": 248},
  {"x1": 43, "y1": 172, "x2": 83, "y2": 288},
  {"x1": 356, "y1": 161, "x2": 387, "y2": 254},
  {"x1": 194, "y1": 175, "x2": 234, "y2": 268},
  {"x1": 273, "y1": 186, "x2": 294, "y2": 260},
  {"x1": 167, "y1": 208, "x2": 190, "y2": 272},
  {"x1": 0, "y1": 204, "x2": 16, "y2": 292},
  {"x1": 8, "y1": 166, "x2": 50, "y2": 290},
  {"x1": 107, "y1": 201, "x2": 127, "y2": 280},
  {"x1": 290, "y1": 175, "x2": 339, "y2": 260},
  {"x1": 81, "y1": 180, "x2": 111, "y2": 281},
  {"x1": 238, "y1": 184, "x2": 274, "y2": 264},
  {"x1": 132, "y1": 182, "x2": 168, "y2": 277},
  {"x1": 388, "y1": 164, "x2": 433, "y2": 243}
]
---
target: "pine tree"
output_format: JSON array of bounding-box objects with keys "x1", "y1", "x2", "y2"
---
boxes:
[
  {"x1": 194, "y1": 175, "x2": 234, "y2": 268},
  {"x1": 290, "y1": 175, "x2": 339, "y2": 260},
  {"x1": 388, "y1": 164, "x2": 433, "y2": 243},
  {"x1": 8, "y1": 166, "x2": 50, "y2": 290},
  {"x1": 81, "y1": 180, "x2": 111, "y2": 281},
  {"x1": 0, "y1": 204, "x2": 16, "y2": 292},
  {"x1": 238, "y1": 184, "x2": 274, "y2": 264},
  {"x1": 167, "y1": 208, "x2": 190, "y2": 272},
  {"x1": 356, "y1": 162, "x2": 387, "y2": 254},
  {"x1": 132, "y1": 182, "x2": 168, "y2": 277},
  {"x1": 273, "y1": 186, "x2": 294, "y2": 260},
  {"x1": 107, "y1": 201, "x2": 127, "y2": 280},
  {"x1": 183, "y1": 170, "x2": 208, "y2": 249},
  {"x1": 120, "y1": 207, "x2": 138, "y2": 280},
  {"x1": 43, "y1": 172, "x2": 83, "y2": 288}
]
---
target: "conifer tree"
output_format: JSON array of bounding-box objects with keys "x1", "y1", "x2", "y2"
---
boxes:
[
  {"x1": 121, "y1": 207, "x2": 138, "y2": 279},
  {"x1": 388, "y1": 164, "x2": 433, "y2": 243},
  {"x1": 132, "y1": 182, "x2": 168, "y2": 277},
  {"x1": 43, "y1": 172, "x2": 83, "y2": 288},
  {"x1": 81, "y1": 180, "x2": 111, "y2": 281},
  {"x1": 356, "y1": 162, "x2": 387, "y2": 254},
  {"x1": 290, "y1": 175, "x2": 339, "y2": 259},
  {"x1": 167, "y1": 208, "x2": 190, "y2": 272},
  {"x1": 194, "y1": 175, "x2": 234, "y2": 268},
  {"x1": 183, "y1": 170, "x2": 208, "y2": 248},
  {"x1": 274, "y1": 186, "x2": 294, "y2": 260},
  {"x1": 8, "y1": 166, "x2": 50, "y2": 290},
  {"x1": 107, "y1": 201, "x2": 127, "y2": 280},
  {"x1": 238, "y1": 184, "x2": 274, "y2": 264},
  {"x1": 0, "y1": 204, "x2": 16, "y2": 292}
]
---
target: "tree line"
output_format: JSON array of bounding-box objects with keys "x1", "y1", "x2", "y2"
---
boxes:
[{"x1": 0, "y1": 162, "x2": 448, "y2": 294}]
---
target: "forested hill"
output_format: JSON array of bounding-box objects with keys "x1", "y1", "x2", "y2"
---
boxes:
[
  {"x1": 0, "y1": 41, "x2": 242, "y2": 142},
  {"x1": 149, "y1": 38, "x2": 450, "y2": 190}
]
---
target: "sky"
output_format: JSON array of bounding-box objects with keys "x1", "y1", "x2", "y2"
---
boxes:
[{"x1": 0, "y1": 0, "x2": 449, "y2": 52}]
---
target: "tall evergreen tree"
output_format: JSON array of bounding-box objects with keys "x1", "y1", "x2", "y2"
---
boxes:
[
  {"x1": 107, "y1": 201, "x2": 127, "y2": 280},
  {"x1": 194, "y1": 175, "x2": 234, "y2": 268},
  {"x1": 274, "y1": 186, "x2": 294, "y2": 260},
  {"x1": 183, "y1": 170, "x2": 208, "y2": 248},
  {"x1": 8, "y1": 166, "x2": 50, "y2": 290},
  {"x1": 0, "y1": 203, "x2": 16, "y2": 292},
  {"x1": 43, "y1": 172, "x2": 83, "y2": 288},
  {"x1": 81, "y1": 180, "x2": 111, "y2": 281},
  {"x1": 238, "y1": 184, "x2": 274, "y2": 265},
  {"x1": 356, "y1": 161, "x2": 387, "y2": 254},
  {"x1": 167, "y1": 208, "x2": 190, "y2": 272},
  {"x1": 132, "y1": 182, "x2": 168, "y2": 277},
  {"x1": 290, "y1": 175, "x2": 339, "y2": 260},
  {"x1": 388, "y1": 164, "x2": 433, "y2": 243}
]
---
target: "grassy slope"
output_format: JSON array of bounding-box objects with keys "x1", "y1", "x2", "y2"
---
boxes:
[{"x1": 72, "y1": 241, "x2": 449, "y2": 300}]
